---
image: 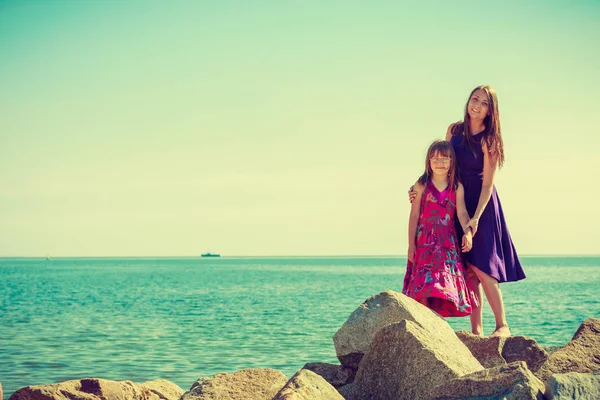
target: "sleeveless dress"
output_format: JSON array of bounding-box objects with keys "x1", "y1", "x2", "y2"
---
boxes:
[
  {"x1": 402, "y1": 180, "x2": 478, "y2": 317},
  {"x1": 450, "y1": 132, "x2": 526, "y2": 283}
]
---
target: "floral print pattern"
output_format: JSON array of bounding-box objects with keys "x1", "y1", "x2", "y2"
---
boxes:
[{"x1": 403, "y1": 181, "x2": 478, "y2": 317}]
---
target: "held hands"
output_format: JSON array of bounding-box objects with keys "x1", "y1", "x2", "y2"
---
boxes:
[
  {"x1": 408, "y1": 185, "x2": 417, "y2": 203},
  {"x1": 408, "y1": 244, "x2": 416, "y2": 262},
  {"x1": 461, "y1": 230, "x2": 473, "y2": 253},
  {"x1": 466, "y1": 217, "x2": 479, "y2": 236}
]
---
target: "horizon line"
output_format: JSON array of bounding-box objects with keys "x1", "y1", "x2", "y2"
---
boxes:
[{"x1": 1, "y1": 254, "x2": 600, "y2": 259}]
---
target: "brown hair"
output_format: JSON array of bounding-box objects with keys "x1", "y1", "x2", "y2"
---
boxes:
[
  {"x1": 418, "y1": 140, "x2": 458, "y2": 190},
  {"x1": 451, "y1": 85, "x2": 505, "y2": 168}
]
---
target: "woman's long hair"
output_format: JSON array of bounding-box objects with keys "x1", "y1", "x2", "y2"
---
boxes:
[
  {"x1": 451, "y1": 85, "x2": 505, "y2": 168},
  {"x1": 417, "y1": 140, "x2": 458, "y2": 190}
]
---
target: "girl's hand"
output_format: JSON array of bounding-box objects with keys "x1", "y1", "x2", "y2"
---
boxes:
[
  {"x1": 462, "y1": 231, "x2": 473, "y2": 253},
  {"x1": 466, "y1": 218, "x2": 479, "y2": 236},
  {"x1": 408, "y1": 244, "x2": 416, "y2": 262},
  {"x1": 408, "y1": 185, "x2": 417, "y2": 203}
]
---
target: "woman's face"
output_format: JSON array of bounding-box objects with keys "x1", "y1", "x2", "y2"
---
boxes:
[{"x1": 467, "y1": 89, "x2": 490, "y2": 121}]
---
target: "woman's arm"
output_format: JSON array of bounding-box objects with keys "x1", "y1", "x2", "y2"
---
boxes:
[
  {"x1": 467, "y1": 142, "x2": 498, "y2": 235},
  {"x1": 408, "y1": 182, "x2": 424, "y2": 261},
  {"x1": 456, "y1": 183, "x2": 471, "y2": 231},
  {"x1": 456, "y1": 183, "x2": 473, "y2": 252}
]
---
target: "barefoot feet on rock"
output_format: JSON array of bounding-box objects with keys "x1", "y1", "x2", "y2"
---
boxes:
[{"x1": 490, "y1": 325, "x2": 511, "y2": 337}]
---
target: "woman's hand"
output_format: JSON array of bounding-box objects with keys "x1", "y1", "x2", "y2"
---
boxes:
[
  {"x1": 462, "y1": 231, "x2": 473, "y2": 252},
  {"x1": 466, "y1": 218, "x2": 479, "y2": 236},
  {"x1": 408, "y1": 244, "x2": 416, "y2": 262},
  {"x1": 408, "y1": 185, "x2": 417, "y2": 203}
]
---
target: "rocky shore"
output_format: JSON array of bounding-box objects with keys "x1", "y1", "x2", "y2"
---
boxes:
[{"x1": 8, "y1": 291, "x2": 600, "y2": 400}]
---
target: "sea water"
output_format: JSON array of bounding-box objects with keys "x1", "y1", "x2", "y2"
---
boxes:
[{"x1": 1, "y1": 256, "x2": 599, "y2": 396}]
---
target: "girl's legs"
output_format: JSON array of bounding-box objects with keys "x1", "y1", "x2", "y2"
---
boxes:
[
  {"x1": 469, "y1": 263, "x2": 511, "y2": 337},
  {"x1": 467, "y1": 266, "x2": 484, "y2": 336}
]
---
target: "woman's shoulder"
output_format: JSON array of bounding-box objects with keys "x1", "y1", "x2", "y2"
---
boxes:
[{"x1": 446, "y1": 121, "x2": 463, "y2": 141}]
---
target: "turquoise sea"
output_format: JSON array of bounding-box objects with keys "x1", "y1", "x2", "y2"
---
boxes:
[{"x1": 1, "y1": 256, "x2": 599, "y2": 397}]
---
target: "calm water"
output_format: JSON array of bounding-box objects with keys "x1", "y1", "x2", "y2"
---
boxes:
[{"x1": 1, "y1": 256, "x2": 599, "y2": 396}]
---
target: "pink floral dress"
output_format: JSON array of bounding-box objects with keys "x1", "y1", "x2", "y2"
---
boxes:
[{"x1": 402, "y1": 180, "x2": 478, "y2": 317}]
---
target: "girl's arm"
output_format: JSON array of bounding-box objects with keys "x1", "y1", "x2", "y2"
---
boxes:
[
  {"x1": 467, "y1": 142, "x2": 498, "y2": 235},
  {"x1": 408, "y1": 182, "x2": 424, "y2": 261}
]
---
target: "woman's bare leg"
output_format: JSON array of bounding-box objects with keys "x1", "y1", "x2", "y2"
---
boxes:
[
  {"x1": 469, "y1": 263, "x2": 510, "y2": 337},
  {"x1": 467, "y1": 265, "x2": 484, "y2": 336}
]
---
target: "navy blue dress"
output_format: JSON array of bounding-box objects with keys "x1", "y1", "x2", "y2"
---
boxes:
[{"x1": 451, "y1": 132, "x2": 526, "y2": 283}]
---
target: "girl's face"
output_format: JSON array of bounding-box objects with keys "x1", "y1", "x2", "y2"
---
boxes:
[
  {"x1": 429, "y1": 151, "x2": 451, "y2": 176},
  {"x1": 467, "y1": 88, "x2": 490, "y2": 121}
]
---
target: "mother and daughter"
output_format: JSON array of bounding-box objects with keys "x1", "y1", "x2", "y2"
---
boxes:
[{"x1": 403, "y1": 85, "x2": 526, "y2": 338}]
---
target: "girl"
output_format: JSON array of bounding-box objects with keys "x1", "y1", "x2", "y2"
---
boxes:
[
  {"x1": 403, "y1": 140, "x2": 478, "y2": 317},
  {"x1": 409, "y1": 85, "x2": 526, "y2": 337}
]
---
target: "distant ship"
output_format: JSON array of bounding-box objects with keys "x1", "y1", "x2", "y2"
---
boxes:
[{"x1": 201, "y1": 253, "x2": 221, "y2": 257}]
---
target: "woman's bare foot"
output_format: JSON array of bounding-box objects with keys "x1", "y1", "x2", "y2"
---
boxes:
[
  {"x1": 471, "y1": 329, "x2": 484, "y2": 337},
  {"x1": 490, "y1": 325, "x2": 511, "y2": 337}
]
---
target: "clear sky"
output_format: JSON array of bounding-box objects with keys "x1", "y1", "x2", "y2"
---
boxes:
[{"x1": 1, "y1": 0, "x2": 599, "y2": 257}]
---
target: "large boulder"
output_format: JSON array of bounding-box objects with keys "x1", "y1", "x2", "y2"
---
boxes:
[
  {"x1": 337, "y1": 383, "x2": 354, "y2": 399},
  {"x1": 456, "y1": 331, "x2": 549, "y2": 372},
  {"x1": 301, "y1": 363, "x2": 355, "y2": 388},
  {"x1": 428, "y1": 361, "x2": 545, "y2": 400},
  {"x1": 455, "y1": 331, "x2": 507, "y2": 368},
  {"x1": 350, "y1": 320, "x2": 483, "y2": 400},
  {"x1": 502, "y1": 336, "x2": 549, "y2": 373},
  {"x1": 272, "y1": 369, "x2": 344, "y2": 400},
  {"x1": 142, "y1": 380, "x2": 186, "y2": 400},
  {"x1": 333, "y1": 290, "x2": 459, "y2": 369},
  {"x1": 9, "y1": 378, "x2": 184, "y2": 400},
  {"x1": 181, "y1": 369, "x2": 287, "y2": 400},
  {"x1": 545, "y1": 370, "x2": 600, "y2": 400},
  {"x1": 536, "y1": 318, "x2": 600, "y2": 382}
]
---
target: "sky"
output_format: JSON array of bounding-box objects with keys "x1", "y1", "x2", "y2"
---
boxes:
[{"x1": 1, "y1": 0, "x2": 599, "y2": 257}]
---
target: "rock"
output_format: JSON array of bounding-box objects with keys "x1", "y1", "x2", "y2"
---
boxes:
[
  {"x1": 337, "y1": 383, "x2": 353, "y2": 399},
  {"x1": 455, "y1": 330, "x2": 507, "y2": 368},
  {"x1": 182, "y1": 368, "x2": 287, "y2": 400},
  {"x1": 272, "y1": 369, "x2": 344, "y2": 400},
  {"x1": 428, "y1": 361, "x2": 545, "y2": 400},
  {"x1": 502, "y1": 336, "x2": 549, "y2": 373},
  {"x1": 333, "y1": 290, "x2": 459, "y2": 369},
  {"x1": 301, "y1": 362, "x2": 355, "y2": 388},
  {"x1": 9, "y1": 378, "x2": 184, "y2": 400},
  {"x1": 142, "y1": 380, "x2": 185, "y2": 400},
  {"x1": 351, "y1": 320, "x2": 483, "y2": 400},
  {"x1": 545, "y1": 370, "x2": 600, "y2": 400},
  {"x1": 536, "y1": 318, "x2": 600, "y2": 382},
  {"x1": 455, "y1": 331, "x2": 549, "y2": 373}
]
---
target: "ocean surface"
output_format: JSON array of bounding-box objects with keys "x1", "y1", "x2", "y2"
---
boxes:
[{"x1": 1, "y1": 256, "x2": 599, "y2": 397}]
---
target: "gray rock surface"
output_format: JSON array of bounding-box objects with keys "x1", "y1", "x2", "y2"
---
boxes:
[
  {"x1": 9, "y1": 378, "x2": 183, "y2": 400},
  {"x1": 351, "y1": 320, "x2": 483, "y2": 400},
  {"x1": 272, "y1": 369, "x2": 344, "y2": 400},
  {"x1": 333, "y1": 290, "x2": 459, "y2": 369},
  {"x1": 428, "y1": 361, "x2": 545, "y2": 400},
  {"x1": 536, "y1": 318, "x2": 600, "y2": 382},
  {"x1": 301, "y1": 362, "x2": 355, "y2": 388},
  {"x1": 545, "y1": 370, "x2": 600, "y2": 400},
  {"x1": 182, "y1": 368, "x2": 287, "y2": 400}
]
